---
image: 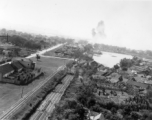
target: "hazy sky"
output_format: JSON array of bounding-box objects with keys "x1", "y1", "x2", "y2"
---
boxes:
[{"x1": 0, "y1": 0, "x2": 152, "y2": 50}]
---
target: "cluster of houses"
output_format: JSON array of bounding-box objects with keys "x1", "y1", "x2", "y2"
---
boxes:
[
  {"x1": 0, "y1": 60, "x2": 23, "y2": 81},
  {"x1": 75, "y1": 55, "x2": 152, "y2": 120},
  {"x1": 54, "y1": 44, "x2": 79, "y2": 57},
  {"x1": 0, "y1": 45, "x2": 35, "y2": 65},
  {"x1": 48, "y1": 44, "x2": 152, "y2": 120},
  {"x1": 0, "y1": 58, "x2": 38, "y2": 84}
]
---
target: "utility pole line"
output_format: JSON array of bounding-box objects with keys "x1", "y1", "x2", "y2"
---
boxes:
[{"x1": 21, "y1": 86, "x2": 24, "y2": 98}]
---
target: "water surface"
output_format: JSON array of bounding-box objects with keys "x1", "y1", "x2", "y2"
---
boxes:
[{"x1": 93, "y1": 51, "x2": 133, "y2": 68}]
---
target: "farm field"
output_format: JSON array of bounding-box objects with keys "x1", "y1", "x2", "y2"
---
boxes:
[{"x1": 0, "y1": 56, "x2": 69, "y2": 116}]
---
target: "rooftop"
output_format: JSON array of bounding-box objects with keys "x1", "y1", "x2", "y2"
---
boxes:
[
  {"x1": 0, "y1": 63, "x2": 14, "y2": 75},
  {"x1": 127, "y1": 80, "x2": 148, "y2": 89},
  {"x1": 11, "y1": 61, "x2": 23, "y2": 70}
]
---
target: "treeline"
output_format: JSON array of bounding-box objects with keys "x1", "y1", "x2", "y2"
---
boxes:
[
  {"x1": 8, "y1": 35, "x2": 42, "y2": 50},
  {"x1": 0, "y1": 28, "x2": 75, "y2": 50},
  {"x1": 94, "y1": 43, "x2": 152, "y2": 59}
]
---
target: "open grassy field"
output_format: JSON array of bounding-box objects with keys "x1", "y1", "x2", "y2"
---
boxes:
[
  {"x1": 0, "y1": 56, "x2": 70, "y2": 116},
  {"x1": 44, "y1": 51, "x2": 56, "y2": 57},
  {"x1": 43, "y1": 45, "x2": 63, "y2": 57}
]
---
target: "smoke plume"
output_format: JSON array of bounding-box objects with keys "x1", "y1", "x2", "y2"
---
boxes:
[
  {"x1": 92, "y1": 28, "x2": 96, "y2": 37},
  {"x1": 91, "y1": 20, "x2": 106, "y2": 44},
  {"x1": 96, "y1": 20, "x2": 105, "y2": 36}
]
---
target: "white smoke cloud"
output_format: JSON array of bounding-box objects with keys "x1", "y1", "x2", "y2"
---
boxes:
[
  {"x1": 96, "y1": 21, "x2": 105, "y2": 36},
  {"x1": 91, "y1": 20, "x2": 106, "y2": 44}
]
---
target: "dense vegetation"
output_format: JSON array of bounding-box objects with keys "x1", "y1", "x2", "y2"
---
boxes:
[
  {"x1": 50, "y1": 46, "x2": 152, "y2": 120},
  {"x1": 1, "y1": 28, "x2": 152, "y2": 60},
  {"x1": 0, "y1": 28, "x2": 75, "y2": 50}
]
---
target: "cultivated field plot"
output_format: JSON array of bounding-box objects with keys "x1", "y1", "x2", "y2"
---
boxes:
[{"x1": 0, "y1": 56, "x2": 69, "y2": 116}]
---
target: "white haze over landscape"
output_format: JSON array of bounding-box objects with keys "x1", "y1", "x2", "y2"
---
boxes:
[{"x1": 0, "y1": 0, "x2": 152, "y2": 50}]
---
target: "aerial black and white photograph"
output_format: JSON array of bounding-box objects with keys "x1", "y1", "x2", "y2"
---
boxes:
[{"x1": 0, "y1": 0, "x2": 152, "y2": 120}]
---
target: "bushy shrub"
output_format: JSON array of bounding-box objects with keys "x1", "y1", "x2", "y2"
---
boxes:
[{"x1": 120, "y1": 58, "x2": 133, "y2": 70}]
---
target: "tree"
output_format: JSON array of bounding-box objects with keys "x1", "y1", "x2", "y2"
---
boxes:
[
  {"x1": 120, "y1": 58, "x2": 133, "y2": 70},
  {"x1": 82, "y1": 54, "x2": 93, "y2": 63},
  {"x1": 63, "y1": 109, "x2": 75, "y2": 119},
  {"x1": 110, "y1": 115, "x2": 122, "y2": 120},
  {"x1": 119, "y1": 76, "x2": 123, "y2": 82},
  {"x1": 54, "y1": 102, "x2": 66, "y2": 116},
  {"x1": 104, "y1": 111, "x2": 112, "y2": 119},
  {"x1": 91, "y1": 104, "x2": 103, "y2": 113},
  {"x1": 111, "y1": 107, "x2": 117, "y2": 114},
  {"x1": 77, "y1": 85, "x2": 95, "y2": 107},
  {"x1": 94, "y1": 44, "x2": 100, "y2": 50},
  {"x1": 0, "y1": 28, "x2": 71, "y2": 51},
  {"x1": 77, "y1": 40, "x2": 88, "y2": 45},
  {"x1": 114, "y1": 64, "x2": 119, "y2": 70},
  {"x1": 84, "y1": 44, "x2": 92, "y2": 52},
  {"x1": 146, "y1": 50, "x2": 152, "y2": 57},
  {"x1": 73, "y1": 49, "x2": 83, "y2": 62},
  {"x1": 87, "y1": 98, "x2": 96, "y2": 108},
  {"x1": 106, "y1": 102, "x2": 116, "y2": 110},
  {"x1": 122, "y1": 106, "x2": 131, "y2": 115},
  {"x1": 68, "y1": 113, "x2": 79, "y2": 120},
  {"x1": 75, "y1": 105, "x2": 88, "y2": 120},
  {"x1": 146, "y1": 113, "x2": 152, "y2": 120},
  {"x1": 66, "y1": 38, "x2": 75, "y2": 45},
  {"x1": 66, "y1": 61, "x2": 74, "y2": 73},
  {"x1": 66, "y1": 98, "x2": 78, "y2": 109},
  {"x1": 147, "y1": 90, "x2": 152, "y2": 98},
  {"x1": 131, "y1": 112, "x2": 140, "y2": 120}
]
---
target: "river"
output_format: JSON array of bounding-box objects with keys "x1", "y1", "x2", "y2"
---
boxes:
[{"x1": 93, "y1": 51, "x2": 133, "y2": 68}]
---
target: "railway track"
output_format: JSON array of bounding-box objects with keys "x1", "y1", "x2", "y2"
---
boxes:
[
  {"x1": 30, "y1": 75, "x2": 73, "y2": 120},
  {"x1": 0, "y1": 65, "x2": 66, "y2": 120}
]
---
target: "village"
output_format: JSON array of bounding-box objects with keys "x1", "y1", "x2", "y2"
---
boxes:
[
  {"x1": 1, "y1": 0, "x2": 152, "y2": 119},
  {"x1": 49, "y1": 43, "x2": 152, "y2": 120},
  {"x1": 0, "y1": 38, "x2": 152, "y2": 119}
]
